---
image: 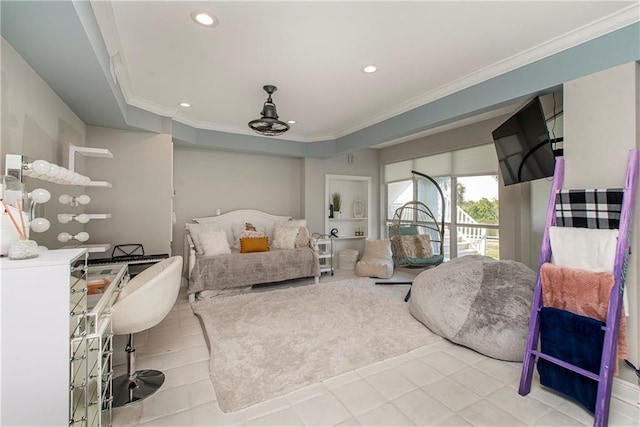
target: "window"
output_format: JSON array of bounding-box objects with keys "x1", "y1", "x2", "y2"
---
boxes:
[{"x1": 384, "y1": 144, "x2": 500, "y2": 259}]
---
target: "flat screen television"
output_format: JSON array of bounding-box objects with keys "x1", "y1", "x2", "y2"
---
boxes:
[{"x1": 492, "y1": 97, "x2": 556, "y2": 186}]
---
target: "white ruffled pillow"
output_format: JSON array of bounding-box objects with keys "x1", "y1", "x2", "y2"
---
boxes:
[
  {"x1": 272, "y1": 220, "x2": 307, "y2": 249},
  {"x1": 200, "y1": 230, "x2": 232, "y2": 256},
  {"x1": 231, "y1": 223, "x2": 266, "y2": 249},
  {"x1": 549, "y1": 226, "x2": 618, "y2": 272},
  {"x1": 186, "y1": 222, "x2": 222, "y2": 255}
]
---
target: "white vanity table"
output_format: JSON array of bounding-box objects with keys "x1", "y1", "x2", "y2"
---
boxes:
[{"x1": 0, "y1": 249, "x2": 128, "y2": 426}]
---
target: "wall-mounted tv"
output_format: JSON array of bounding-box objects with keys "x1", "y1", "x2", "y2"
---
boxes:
[{"x1": 492, "y1": 97, "x2": 556, "y2": 186}]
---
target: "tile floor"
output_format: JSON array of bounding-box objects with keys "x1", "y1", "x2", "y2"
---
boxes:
[{"x1": 111, "y1": 270, "x2": 640, "y2": 426}]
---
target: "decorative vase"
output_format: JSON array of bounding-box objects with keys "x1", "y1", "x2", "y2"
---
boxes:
[{"x1": 8, "y1": 239, "x2": 39, "y2": 260}]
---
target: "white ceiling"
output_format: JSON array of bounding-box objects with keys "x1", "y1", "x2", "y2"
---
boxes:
[{"x1": 90, "y1": 1, "x2": 637, "y2": 144}]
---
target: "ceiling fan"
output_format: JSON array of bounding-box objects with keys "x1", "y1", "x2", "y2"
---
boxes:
[{"x1": 248, "y1": 85, "x2": 290, "y2": 137}]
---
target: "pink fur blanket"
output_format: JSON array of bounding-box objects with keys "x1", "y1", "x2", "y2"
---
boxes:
[{"x1": 540, "y1": 262, "x2": 628, "y2": 373}]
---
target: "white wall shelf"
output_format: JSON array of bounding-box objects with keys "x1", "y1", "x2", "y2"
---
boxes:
[
  {"x1": 63, "y1": 243, "x2": 112, "y2": 253},
  {"x1": 325, "y1": 174, "x2": 371, "y2": 255},
  {"x1": 85, "y1": 180, "x2": 113, "y2": 188},
  {"x1": 87, "y1": 213, "x2": 111, "y2": 220},
  {"x1": 69, "y1": 145, "x2": 113, "y2": 169},
  {"x1": 67, "y1": 145, "x2": 113, "y2": 253},
  {"x1": 69, "y1": 144, "x2": 113, "y2": 188}
]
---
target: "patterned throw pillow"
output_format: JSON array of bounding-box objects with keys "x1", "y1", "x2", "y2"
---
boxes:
[
  {"x1": 295, "y1": 226, "x2": 310, "y2": 248},
  {"x1": 391, "y1": 234, "x2": 433, "y2": 260},
  {"x1": 404, "y1": 234, "x2": 434, "y2": 259}
]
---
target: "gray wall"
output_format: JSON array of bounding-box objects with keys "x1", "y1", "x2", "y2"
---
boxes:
[
  {"x1": 172, "y1": 147, "x2": 305, "y2": 258},
  {"x1": 563, "y1": 62, "x2": 639, "y2": 385},
  {"x1": 304, "y1": 148, "x2": 379, "y2": 249},
  {"x1": 378, "y1": 117, "x2": 508, "y2": 166},
  {"x1": 84, "y1": 126, "x2": 173, "y2": 257},
  {"x1": 0, "y1": 38, "x2": 88, "y2": 250}
]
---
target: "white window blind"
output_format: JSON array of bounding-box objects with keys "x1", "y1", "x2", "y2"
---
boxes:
[
  {"x1": 385, "y1": 144, "x2": 497, "y2": 182},
  {"x1": 452, "y1": 144, "x2": 497, "y2": 175},
  {"x1": 384, "y1": 160, "x2": 412, "y2": 182},
  {"x1": 414, "y1": 152, "x2": 452, "y2": 177}
]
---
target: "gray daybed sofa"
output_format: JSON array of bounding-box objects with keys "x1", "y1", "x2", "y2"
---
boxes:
[{"x1": 185, "y1": 209, "x2": 319, "y2": 301}]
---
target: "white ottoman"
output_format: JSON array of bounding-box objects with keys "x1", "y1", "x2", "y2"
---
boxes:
[{"x1": 338, "y1": 249, "x2": 359, "y2": 270}]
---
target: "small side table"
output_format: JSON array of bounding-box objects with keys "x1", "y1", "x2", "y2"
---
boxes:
[{"x1": 312, "y1": 233, "x2": 334, "y2": 276}]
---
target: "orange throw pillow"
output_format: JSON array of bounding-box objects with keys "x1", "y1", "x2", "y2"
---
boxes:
[{"x1": 240, "y1": 236, "x2": 270, "y2": 253}]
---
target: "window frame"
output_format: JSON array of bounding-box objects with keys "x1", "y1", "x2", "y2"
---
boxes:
[{"x1": 384, "y1": 144, "x2": 499, "y2": 260}]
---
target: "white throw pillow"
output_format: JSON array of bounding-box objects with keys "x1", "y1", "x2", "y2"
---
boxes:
[
  {"x1": 186, "y1": 222, "x2": 222, "y2": 255},
  {"x1": 272, "y1": 221, "x2": 302, "y2": 249},
  {"x1": 200, "y1": 230, "x2": 232, "y2": 256},
  {"x1": 286, "y1": 219, "x2": 307, "y2": 228},
  {"x1": 549, "y1": 226, "x2": 618, "y2": 273}
]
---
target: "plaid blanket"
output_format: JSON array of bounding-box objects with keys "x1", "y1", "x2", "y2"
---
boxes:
[{"x1": 555, "y1": 189, "x2": 623, "y2": 229}]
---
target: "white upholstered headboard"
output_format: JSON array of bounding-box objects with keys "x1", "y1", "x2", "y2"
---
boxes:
[
  {"x1": 184, "y1": 209, "x2": 293, "y2": 276},
  {"x1": 193, "y1": 209, "x2": 292, "y2": 244}
]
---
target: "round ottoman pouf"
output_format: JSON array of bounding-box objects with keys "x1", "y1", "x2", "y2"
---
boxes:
[{"x1": 408, "y1": 255, "x2": 535, "y2": 361}]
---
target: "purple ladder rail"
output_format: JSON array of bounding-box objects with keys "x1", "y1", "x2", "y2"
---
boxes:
[
  {"x1": 518, "y1": 157, "x2": 564, "y2": 395},
  {"x1": 594, "y1": 149, "x2": 638, "y2": 426},
  {"x1": 518, "y1": 149, "x2": 639, "y2": 427}
]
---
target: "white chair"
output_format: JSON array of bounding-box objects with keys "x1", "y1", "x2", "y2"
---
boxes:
[
  {"x1": 355, "y1": 239, "x2": 394, "y2": 279},
  {"x1": 111, "y1": 255, "x2": 183, "y2": 407}
]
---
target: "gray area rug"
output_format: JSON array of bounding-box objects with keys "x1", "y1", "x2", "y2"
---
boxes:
[{"x1": 191, "y1": 279, "x2": 442, "y2": 412}]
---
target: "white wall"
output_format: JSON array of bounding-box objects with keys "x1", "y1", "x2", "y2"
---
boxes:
[
  {"x1": 1, "y1": 38, "x2": 87, "y2": 249},
  {"x1": 172, "y1": 147, "x2": 304, "y2": 258},
  {"x1": 563, "y1": 62, "x2": 639, "y2": 385},
  {"x1": 84, "y1": 126, "x2": 173, "y2": 257}
]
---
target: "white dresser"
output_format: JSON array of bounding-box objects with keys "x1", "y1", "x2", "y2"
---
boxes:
[{"x1": 0, "y1": 249, "x2": 127, "y2": 426}]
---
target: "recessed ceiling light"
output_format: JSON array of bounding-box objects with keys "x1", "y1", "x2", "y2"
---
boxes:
[
  {"x1": 191, "y1": 11, "x2": 218, "y2": 27},
  {"x1": 287, "y1": 120, "x2": 296, "y2": 124},
  {"x1": 361, "y1": 64, "x2": 379, "y2": 74},
  {"x1": 179, "y1": 102, "x2": 191, "y2": 108}
]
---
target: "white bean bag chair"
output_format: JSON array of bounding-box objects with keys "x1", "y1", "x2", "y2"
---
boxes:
[
  {"x1": 408, "y1": 255, "x2": 535, "y2": 361},
  {"x1": 355, "y1": 239, "x2": 394, "y2": 279}
]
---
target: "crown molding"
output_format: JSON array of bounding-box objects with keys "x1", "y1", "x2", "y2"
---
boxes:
[
  {"x1": 334, "y1": 4, "x2": 640, "y2": 139},
  {"x1": 92, "y1": 2, "x2": 638, "y2": 142},
  {"x1": 171, "y1": 114, "x2": 336, "y2": 143}
]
